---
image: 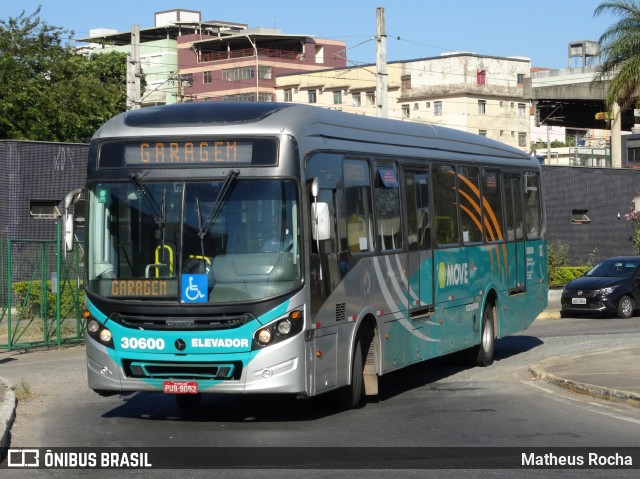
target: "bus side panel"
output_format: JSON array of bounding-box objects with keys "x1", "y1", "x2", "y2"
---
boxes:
[
  {"x1": 496, "y1": 239, "x2": 547, "y2": 337},
  {"x1": 434, "y1": 246, "x2": 485, "y2": 352}
]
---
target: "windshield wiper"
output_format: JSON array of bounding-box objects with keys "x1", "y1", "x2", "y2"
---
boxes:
[
  {"x1": 129, "y1": 172, "x2": 164, "y2": 228},
  {"x1": 198, "y1": 169, "x2": 240, "y2": 245},
  {"x1": 130, "y1": 172, "x2": 168, "y2": 257}
]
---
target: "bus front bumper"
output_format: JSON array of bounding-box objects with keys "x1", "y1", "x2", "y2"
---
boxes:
[{"x1": 86, "y1": 334, "x2": 306, "y2": 395}]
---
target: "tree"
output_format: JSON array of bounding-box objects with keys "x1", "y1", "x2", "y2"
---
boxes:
[
  {"x1": 594, "y1": 1, "x2": 640, "y2": 112},
  {"x1": 0, "y1": 7, "x2": 128, "y2": 142}
]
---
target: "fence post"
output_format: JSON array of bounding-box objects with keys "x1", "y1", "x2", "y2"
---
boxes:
[
  {"x1": 6, "y1": 239, "x2": 11, "y2": 351},
  {"x1": 56, "y1": 220, "x2": 62, "y2": 347}
]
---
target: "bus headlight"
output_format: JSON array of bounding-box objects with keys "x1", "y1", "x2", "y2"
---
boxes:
[
  {"x1": 87, "y1": 319, "x2": 100, "y2": 334},
  {"x1": 277, "y1": 320, "x2": 292, "y2": 335},
  {"x1": 252, "y1": 309, "x2": 303, "y2": 350},
  {"x1": 85, "y1": 311, "x2": 114, "y2": 349},
  {"x1": 257, "y1": 329, "x2": 272, "y2": 345},
  {"x1": 99, "y1": 329, "x2": 113, "y2": 343}
]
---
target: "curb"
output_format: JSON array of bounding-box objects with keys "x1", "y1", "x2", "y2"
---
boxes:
[
  {"x1": 529, "y1": 364, "x2": 640, "y2": 407},
  {"x1": 0, "y1": 377, "x2": 16, "y2": 463}
]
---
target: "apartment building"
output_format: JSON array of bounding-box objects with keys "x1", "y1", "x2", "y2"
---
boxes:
[
  {"x1": 275, "y1": 53, "x2": 532, "y2": 151},
  {"x1": 177, "y1": 29, "x2": 346, "y2": 102},
  {"x1": 79, "y1": 10, "x2": 230, "y2": 106},
  {"x1": 80, "y1": 9, "x2": 346, "y2": 105}
]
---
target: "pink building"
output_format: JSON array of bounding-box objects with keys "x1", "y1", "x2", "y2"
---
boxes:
[{"x1": 177, "y1": 26, "x2": 346, "y2": 102}]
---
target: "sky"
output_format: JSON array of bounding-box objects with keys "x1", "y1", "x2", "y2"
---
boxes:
[{"x1": 1, "y1": 0, "x2": 621, "y2": 69}]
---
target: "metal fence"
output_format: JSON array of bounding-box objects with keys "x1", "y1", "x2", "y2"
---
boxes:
[{"x1": 0, "y1": 222, "x2": 85, "y2": 351}]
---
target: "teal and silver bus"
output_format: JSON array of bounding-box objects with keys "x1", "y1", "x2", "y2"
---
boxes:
[{"x1": 79, "y1": 102, "x2": 546, "y2": 408}]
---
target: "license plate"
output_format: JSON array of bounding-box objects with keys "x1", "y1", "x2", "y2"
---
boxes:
[
  {"x1": 572, "y1": 298, "x2": 587, "y2": 305},
  {"x1": 163, "y1": 381, "x2": 198, "y2": 394}
]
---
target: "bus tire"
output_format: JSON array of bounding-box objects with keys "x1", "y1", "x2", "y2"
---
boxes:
[
  {"x1": 475, "y1": 302, "x2": 495, "y2": 366},
  {"x1": 463, "y1": 302, "x2": 495, "y2": 367},
  {"x1": 334, "y1": 338, "x2": 364, "y2": 409},
  {"x1": 176, "y1": 393, "x2": 201, "y2": 409}
]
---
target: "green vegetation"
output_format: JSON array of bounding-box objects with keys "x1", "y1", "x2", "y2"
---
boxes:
[
  {"x1": 13, "y1": 378, "x2": 33, "y2": 402},
  {"x1": 547, "y1": 241, "x2": 595, "y2": 286},
  {"x1": 12, "y1": 280, "x2": 83, "y2": 321},
  {"x1": 0, "y1": 7, "x2": 129, "y2": 142},
  {"x1": 594, "y1": 1, "x2": 640, "y2": 113}
]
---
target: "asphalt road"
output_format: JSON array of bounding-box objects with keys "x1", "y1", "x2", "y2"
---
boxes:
[{"x1": 2, "y1": 315, "x2": 640, "y2": 478}]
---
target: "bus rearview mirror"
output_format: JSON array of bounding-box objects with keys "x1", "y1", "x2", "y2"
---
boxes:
[{"x1": 312, "y1": 202, "x2": 330, "y2": 241}]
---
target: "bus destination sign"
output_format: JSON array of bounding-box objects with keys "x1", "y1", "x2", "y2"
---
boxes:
[{"x1": 125, "y1": 140, "x2": 253, "y2": 165}]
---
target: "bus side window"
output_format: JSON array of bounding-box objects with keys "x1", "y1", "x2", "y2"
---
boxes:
[
  {"x1": 344, "y1": 159, "x2": 373, "y2": 253},
  {"x1": 524, "y1": 172, "x2": 542, "y2": 239},
  {"x1": 482, "y1": 169, "x2": 505, "y2": 243},
  {"x1": 433, "y1": 164, "x2": 459, "y2": 246},
  {"x1": 405, "y1": 169, "x2": 431, "y2": 251},
  {"x1": 457, "y1": 166, "x2": 483, "y2": 244},
  {"x1": 374, "y1": 163, "x2": 403, "y2": 251}
]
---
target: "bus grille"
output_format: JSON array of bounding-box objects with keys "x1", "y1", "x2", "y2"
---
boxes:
[
  {"x1": 123, "y1": 359, "x2": 242, "y2": 380},
  {"x1": 110, "y1": 312, "x2": 255, "y2": 331}
]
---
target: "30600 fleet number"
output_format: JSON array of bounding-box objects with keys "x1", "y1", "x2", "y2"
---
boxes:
[{"x1": 120, "y1": 337, "x2": 165, "y2": 350}]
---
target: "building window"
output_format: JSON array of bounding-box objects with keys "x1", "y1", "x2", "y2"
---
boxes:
[
  {"x1": 333, "y1": 90, "x2": 342, "y2": 104},
  {"x1": 258, "y1": 66, "x2": 272, "y2": 79},
  {"x1": 203, "y1": 71, "x2": 212, "y2": 84},
  {"x1": 517, "y1": 73, "x2": 525, "y2": 85},
  {"x1": 477, "y1": 70, "x2": 486, "y2": 85},
  {"x1": 401, "y1": 104, "x2": 410, "y2": 118},
  {"x1": 518, "y1": 132, "x2": 527, "y2": 147},
  {"x1": 571, "y1": 209, "x2": 591, "y2": 224},
  {"x1": 308, "y1": 89, "x2": 317, "y2": 104},
  {"x1": 413, "y1": 103, "x2": 419, "y2": 110},
  {"x1": 365, "y1": 91, "x2": 375, "y2": 106},
  {"x1": 478, "y1": 100, "x2": 486, "y2": 115},
  {"x1": 479, "y1": 130, "x2": 487, "y2": 137},
  {"x1": 518, "y1": 103, "x2": 526, "y2": 118},
  {"x1": 284, "y1": 89, "x2": 292, "y2": 102},
  {"x1": 434, "y1": 101, "x2": 442, "y2": 116},
  {"x1": 352, "y1": 92, "x2": 361, "y2": 107},
  {"x1": 401, "y1": 75, "x2": 411, "y2": 90},
  {"x1": 222, "y1": 66, "x2": 254, "y2": 81},
  {"x1": 425, "y1": 102, "x2": 430, "y2": 108},
  {"x1": 223, "y1": 93, "x2": 255, "y2": 101}
]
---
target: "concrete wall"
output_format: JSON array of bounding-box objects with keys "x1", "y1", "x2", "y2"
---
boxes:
[{"x1": 542, "y1": 165, "x2": 640, "y2": 264}]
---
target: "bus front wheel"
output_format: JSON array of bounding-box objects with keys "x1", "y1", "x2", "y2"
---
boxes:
[{"x1": 333, "y1": 338, "x2": 364, "y2": 409}]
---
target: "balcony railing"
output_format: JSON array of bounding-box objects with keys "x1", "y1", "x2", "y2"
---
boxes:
[{"x1": 200, "y1": 47, "x2": 303, "y2": 63}]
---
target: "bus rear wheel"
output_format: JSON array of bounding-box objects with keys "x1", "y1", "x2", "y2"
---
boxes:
[{"x1": 464, "y1": 302, "x2": 495, "y2": 367}]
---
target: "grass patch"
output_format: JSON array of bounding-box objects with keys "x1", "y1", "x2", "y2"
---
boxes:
[{"x1": 13, "y1": 378, "x2": 33, "y2": 402}]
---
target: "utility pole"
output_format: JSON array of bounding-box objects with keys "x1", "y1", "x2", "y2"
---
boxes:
[
  {"x1": 127, "y1": 24, "x2": 141, "y2": 110},
  {"x1": 375, "y1": 7, "x2": 388, "y2": 118}
]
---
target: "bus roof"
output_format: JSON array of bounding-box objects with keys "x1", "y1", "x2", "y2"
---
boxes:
[{"x1": 93, "y1": 102, "x2": 535, "y2": 164}]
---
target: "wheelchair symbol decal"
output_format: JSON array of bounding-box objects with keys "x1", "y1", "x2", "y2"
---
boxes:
[{"x1": 181, "y1": 274, "x2": 207, "y2": 303}]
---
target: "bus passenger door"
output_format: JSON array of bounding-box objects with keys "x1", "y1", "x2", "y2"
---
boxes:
[
  {"x1": 404, "y1": 169, "x2": 438, "y2": 359},
  {"x1": 505, "y1": 174, "x2": 526, "y2": 294}
]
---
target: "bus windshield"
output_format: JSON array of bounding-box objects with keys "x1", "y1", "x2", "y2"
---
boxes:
[{"x1": 86, "y1": 178, "x2": 301, "y2": 303}]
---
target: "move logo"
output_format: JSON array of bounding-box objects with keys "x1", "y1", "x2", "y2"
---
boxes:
[{"x1": 438, "y1": 262, "x2": 470, "y2": 289}]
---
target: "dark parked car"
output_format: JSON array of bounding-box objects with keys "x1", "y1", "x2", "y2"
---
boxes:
[{"x1": 561, "y1": 256, "x2": 640, "y2": 318}]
